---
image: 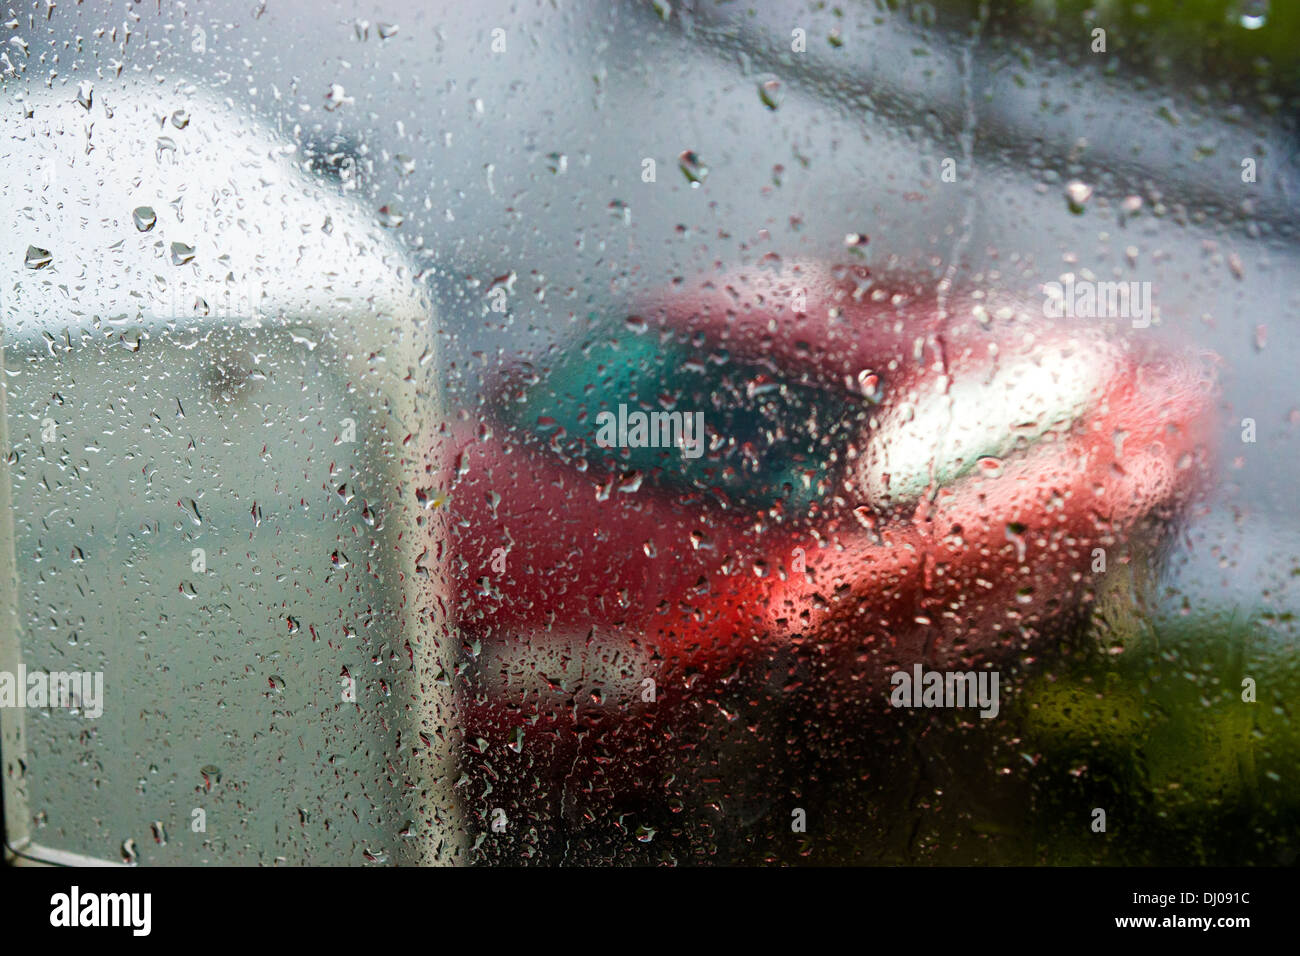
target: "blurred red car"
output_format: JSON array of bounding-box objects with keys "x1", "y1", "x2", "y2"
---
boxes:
[{"x1": 445, "y1": 261, "x2": 1216, "y2": 837}]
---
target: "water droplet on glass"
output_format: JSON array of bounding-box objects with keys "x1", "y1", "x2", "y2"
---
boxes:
[
  {"x1": 324, "y1": 83, "x2": 350, "y2": 111},
  {"x1": 1065, "y1": 180, "x2": 1093, "y2": 213},
  {"x1": 24, "y1": 245, "x2": 52, "y2": 269},
  {"x1": 678, "y1": 150, "x2": 708, "y2": 187},
  {"x1": 200, "y1": 764, "x2": 222, "y2": 792},
  {"x1": 170, "y1": 241, "x2": 196, "y2": 265},
  {"x1": 415, "y1": 486, "x2": 446, "y2": 510},
  {"x1": 1005, "y1": 522, "x2": 1028, "y2": 564},
  {"x1": 758, "y1": 77, "x2": 784, "y2": 110},
  {"x1": 1227, "y1": 251, "x2": 1245, "y2": 280},
  {"x1": 132, "y1": 206, "x2": 156, "y2": 232},
  {"x1": 377, "y1": 204, "x2": 404, "y2": 228},
  {"x1": 855, "y1": 369, "x2": 883, "y2": 403},
  {"x1": 120, "y1": 838, "x2": 138, "y2": 865},
  {"x1": 1240, "y1": 0, "x2": 1268, "y2": 29},
  {"x1": 170, "y1": 109, "x2": 190, "y2": 129},
  {"x1": 76, "y1": 81, "x2": 92, "y2": 111}
]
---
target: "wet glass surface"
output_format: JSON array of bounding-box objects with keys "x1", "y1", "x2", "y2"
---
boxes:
[{"x1": 1, "y1": 0, "x2": 1297, "y2": 866}]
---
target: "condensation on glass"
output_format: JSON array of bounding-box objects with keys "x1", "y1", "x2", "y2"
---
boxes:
[{"x1": 1, "y1": 0, "x2": 1296, "y2": 867}]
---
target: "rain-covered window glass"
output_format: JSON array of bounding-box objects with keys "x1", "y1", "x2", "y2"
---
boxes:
[{"x1": 1, "y1": 0, "x2": 1296, "y2": 868}]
